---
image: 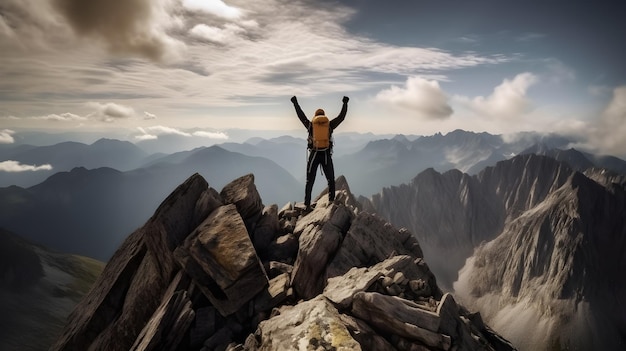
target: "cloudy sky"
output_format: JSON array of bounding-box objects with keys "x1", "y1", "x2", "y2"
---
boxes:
[{"x1": 1, "y1": 0, "x2": 625, "y2": 155}]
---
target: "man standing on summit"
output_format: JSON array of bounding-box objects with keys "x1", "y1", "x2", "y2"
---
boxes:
[{"x1": 291, "y1": 95, "x2": 349, "y2": 211}]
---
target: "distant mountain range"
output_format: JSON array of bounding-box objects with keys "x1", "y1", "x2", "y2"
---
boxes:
[
  {"x1": 2, "y1": 129, "x2": 626, "y2": 263},
  {"x1": 335, "y1": 129, "x2": 581, "y2": 196},
  {"x1": 363, "y1": 153, "x2": 626, "y2": 349},
  {"x1": 0, "y1": 145, "x2": 301, "y2": 260},
  {"x1": 0, "y1": 138, "x2": 148, "y2": 187}
]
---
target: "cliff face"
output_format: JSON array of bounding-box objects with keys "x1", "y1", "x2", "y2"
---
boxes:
[
  {"x1": 366, "y1": 155, "x2": 580, "y2": 289},
  {"x1": 455, "y1": 171, "x2": 626, "y2": 350},
  {"x1": 365, "y1": 154, "x2": 626, "y2": 350},
  {"x1": 52, "y1": 173, "x2": 514, "y2": 351},
  {"x1": 366, "y1": 168, "x2": 504, "y2": 288}
]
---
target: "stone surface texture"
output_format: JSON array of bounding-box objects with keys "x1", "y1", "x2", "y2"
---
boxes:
[{"x1": 52, "y1": 173, "x2": 515, "y2": 351}]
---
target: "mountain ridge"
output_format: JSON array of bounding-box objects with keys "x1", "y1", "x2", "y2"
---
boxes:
[
  {"x1": 0, "y1": 146, "x2": 302, "y2": 260},
  {"x1": 0, "y1": 138, "x2": 149, "y2": 188},
  {"x1": 51, "y1": 173, "x2": 515, "y2": 351},
  {"x1": 364, "y1": 153, "x2": 626, "y2": 350},
  {"x1": 455, "y1": 169, "x2": 626, "y2": 350}
]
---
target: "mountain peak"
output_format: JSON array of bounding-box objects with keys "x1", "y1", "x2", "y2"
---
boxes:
[
  {"x1": 366, "y1": 152, "x2": 626, "y2": 349},
  {"x1": 52, "y1": 173, "x2": 514, "y2": 351}
]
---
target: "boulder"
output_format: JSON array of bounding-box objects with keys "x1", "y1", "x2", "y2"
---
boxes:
[
  {"x1": 291, "y1": 203, "x2": 353, "y2": 299},
  {"x1": 264, "y1": 261, "x2": 293, "y2": 279},
  {"x1": 326, "y1": 211, "x2": 425, "y2": 279},
  {"x1": 265, "y1": 233, "x2": 298, "y2": 263},
  {"x1": 352, "y1": 292, "x2": 451, "y2": 350},
  {"x1": 252, "y1": 204, "x2": 279, "y2": 255},
  {"x1": 189, "y1": 307, "x2": 218, "y2": 348},
  {"x1": 144, "y1": 174, "x2": 221, "y2": 278},
  {"x1": 51, "y1": 174, "x2": 215, "y2": 351},
  {"x1": 174, "y1": 204, "x2": 268, "y2": 316},
  {"x1": 220, "y1": 174, "x2": 264, "y2": 231},
  {"x1": 247, "y1": 296, "x2": 362, "y2": 351},
  {"x1": 253, "y1": 272, "x2": 292, "y2": 313},
  {"x1": 323, "y1": 266, "x2": 383, "y2": 310},
  {"x1": 130, "y1": 272, "x2": 195, "y2": 351}
]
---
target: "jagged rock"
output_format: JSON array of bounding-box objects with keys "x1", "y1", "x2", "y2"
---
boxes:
[
  {"x1": 51, "y1": 174, "x2": 212, "y2": 351},
  {"x1": 247, "y1": 296, "x2": 362, "y2": 351},
  {"x1": 291, "y1": 202, "x2": 353, "y2": 299},
  {"x1": 278, "y1": 217, "x2": 296, "y2": 234},
  {"x1": 391, "y1": 335, "x2": 433, "y2": 351},
  {"x1": 202, "y1": 326, "x2": 234, "y2": 351},
  {"x1": 144, "y1": 174, "x2": 221, "y2": 279},
  {"x1": 316, "y1": 175, "x2": 362, "y2": 210},
  {"x1": 337, "y1": 313, "x2": 397, "y2": 351},
  {"x1": 253, "y1": 272, "x2": 291, "y2": 313},
  {"x1": 174, "y1": 204, "x2": 268, "y2": 316},
  {"x1": 352, "y1": 292, "x2": 451, "y2": 350},
  {"x1": 52, "y1": 173, "x2": 515, "y2": 351},
  {"x1": 252, "y1": 204, "x2": 279, "y2": 256},
  {"x1": 366, "y1": 154, "x2": 578, "y2": 290},
  {"x1": 323, "y1": 266, "x2": 383, "y2": 310},
  {"x1": 455, "y1": 168, "x2": 626, "y2": 350},
  {"x1": 130, "y1": 272, "x2": 195, "y2": 351},
  {"x1": 365, "y1": 153, "x2": 626, "y2": 349},
  {"x1": 220, "y1": 174, "x2": 264, "y2": 232},
  {"x1": 326, "y1": 211, "x2": 425, "y2": 280},
  {"x1": 190, "y1": 307, "x2": 218, "y2": 348},
  {"x1": 323, "y1": 255, "x2": 430, "y2": 310},
  {"x1": 265, "y1": 233, "x2": 298, "y2": 263},
  {"x1": 264, "y1": 261, "x2": 293, "y2": 279}
]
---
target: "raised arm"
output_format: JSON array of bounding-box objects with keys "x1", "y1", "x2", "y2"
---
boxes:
[
  {"x1": 291, "y1": 96, "x2": 310, "y2": 129},
  {"x1": 330, "y1": 96, "x2": 349, "y2": 130}
]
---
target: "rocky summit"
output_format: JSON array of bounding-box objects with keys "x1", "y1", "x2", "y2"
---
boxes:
[{"x1": 51, "y1": 173, "x2": 515, "y2": 351}]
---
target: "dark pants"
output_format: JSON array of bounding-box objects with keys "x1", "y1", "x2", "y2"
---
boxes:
[{"x1": 305, "y1": 149, "x2": 335, "y2": 207}]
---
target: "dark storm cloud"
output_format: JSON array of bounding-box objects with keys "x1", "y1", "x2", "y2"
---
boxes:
[{"x1": 51, "y1": 0, "x2": 182, "y2": 61}]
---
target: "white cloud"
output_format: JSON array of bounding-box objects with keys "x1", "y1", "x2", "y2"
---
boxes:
[
  {"x1": 189, "y1": 23, "x2": 245, "y2": 44},
  {"x1": 135, "y1": 126, "x2": 229, "y2": 140},
  {"x1": 182, "y1": 0, "x2": 243, "y2": 19},
  {"x1": 0, "y1": 160, "x2": 53, "y2": 172},
  {"x1": 0, "y1": 129, "x2": 15, "y2": 144},
  {"x1": 192, "y1": 131, "x2": 229, "y2": 139},
  {"x1": 144, "y1": 111, "x2": 157, "y2": 120},
  {"x1": 143, "y1": 125, "x2": 191, "y2": 136},
  {"x1": 456, "y1": 73, "x2": 538, "y2": 119},
  {"x1": 87, "y1": 102, "x2": 136, "y2": 122},
  {"x1": 134, "y1": 133, "x2": 158, "y2": 141},
  {"x1": 586, "y1": 86, "x2": 626, "y2": 157},
  {"x1": 375, "y1": 76, "x2": 453, "y2": 119},
  {"x1": 35, "y1": 112, "x2": 87, "y2": 122}
]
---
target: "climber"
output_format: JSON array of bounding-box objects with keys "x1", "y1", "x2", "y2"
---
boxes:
[{"x1": 290, "y1": 95, "x2": 349, "y2": 211}]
